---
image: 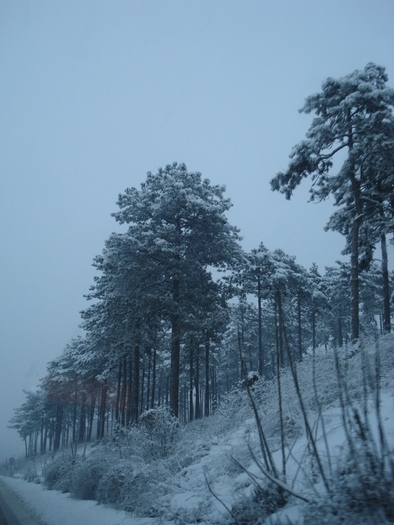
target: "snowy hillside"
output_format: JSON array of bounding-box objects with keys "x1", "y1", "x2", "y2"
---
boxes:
[{"x1": 3, "y1": 334, "x2": 394, "y2": 525}]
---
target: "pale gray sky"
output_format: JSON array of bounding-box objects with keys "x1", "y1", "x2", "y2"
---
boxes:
[{"x1": 1, "y1": 0, "x2": 393, "y2": 460}]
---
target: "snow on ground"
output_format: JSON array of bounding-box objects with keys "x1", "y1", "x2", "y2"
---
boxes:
[
  {"x1": 0, "y1": 475, "x2": 161, "y2": 525},
  {"x1": 2, "y1": 335, "x2": 394, "y2": 525},
  {"x1": 5, "y1": 387, "x2": 392, "y2": 525}
]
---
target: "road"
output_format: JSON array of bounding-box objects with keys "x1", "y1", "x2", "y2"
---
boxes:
[{"x1": 0, "y1": 478, "x2": 45, "y2": 525}]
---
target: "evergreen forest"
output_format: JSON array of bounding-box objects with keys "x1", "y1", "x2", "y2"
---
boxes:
[{"x1": 5, "y1": 63, "x2": 394, "y2": 525}]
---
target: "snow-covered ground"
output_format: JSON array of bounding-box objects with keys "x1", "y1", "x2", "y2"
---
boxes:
[
  {"x1": 2, "y1": 335, "x2": 394, "y2": 525},
  {"x1": 0, "y1": 474, "x2": 161, "y2": 525}
]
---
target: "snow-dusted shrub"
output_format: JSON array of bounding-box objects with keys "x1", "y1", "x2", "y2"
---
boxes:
[
  {"x1": 103, "y1": 424, "x2": 145, "y2": 459},
  {"x1": 304, "y1": 446, "x2": 394, "y2": 524},
  {"x1": 139, "y1": 406, "x2": 181, "y2": 460},
  {"x1": 231, "y1": 483, "x2": 288, "y2": 524},
  {"x1": 22, "y1": 458, "x2": 40, "y2": 483},
  {"x1": 169, "y1": 501, "x2": 211, "y2": 525},
  {"x1": 96, "y1": 459, "x2": 169, "y2": 516},
  {"x1": 121, "y1": 465, "x2": 168, "y2": 516},
  {"x1": 170, "y1": 419, "x2": 213, "y2": 471},
  {"x1": 70, "y1": 454, "x2": 109, "y2": 500},
  {"x1": 96, "y1": 463, "x2": 128, "y2": 507},
  {"x1": 302, "y1": 337, "x2": 394, "y2": 524},
  {"x1": 43, "y1": 453, "x2": 75, "y2": 492}
]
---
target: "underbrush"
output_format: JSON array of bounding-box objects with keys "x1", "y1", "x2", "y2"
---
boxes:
[
  {"x1": 41, "y1": 406, "x2": 180, "y2": 516},
  {"x1": 44, "y1": 452, "x2": 75, "y2": 493},
  {"x1": 304, "y1": 441, "x2": 394, "y2": 524},
  {"x1": 226, "y1": 335, "x2": 394, "y2": 525}
]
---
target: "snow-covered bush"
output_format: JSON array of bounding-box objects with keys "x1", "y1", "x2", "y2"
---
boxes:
[
  {"x1": 304, "y1": 442, "x2": 394, "y2": 524},
  {"x1": 138, "y1": 405, "x2": 181, "y2": 460},
  {"x1": 43, "y1": 453, "x2": 74, "y2": 493},
  {"x1": 122, "y1": 464, "x2": 170, "y2": 516},
  {"x1": 96, "y1": 463, "x2": 128, "y2": 507},
  {"x1": 21, "y1": 458, "x2": 40, "y2": 483},
  {"x1": 231, "y1": 483, "x2": 288, "y2": 525},
  {"x1": 96, "y1": 459, "x2": 170, "y2": 516},
  {"x1": 70, "y1": 454, "x2": 109, "y2": 500}
]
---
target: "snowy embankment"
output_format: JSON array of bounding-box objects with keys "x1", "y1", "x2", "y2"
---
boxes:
[{"x1": 2, "y1": 334, "x2": 394, "y2": 525}]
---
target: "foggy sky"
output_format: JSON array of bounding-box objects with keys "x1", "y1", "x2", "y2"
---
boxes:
[{"x1": 1, "y1": 0, "x2": 393, "y2": 460}]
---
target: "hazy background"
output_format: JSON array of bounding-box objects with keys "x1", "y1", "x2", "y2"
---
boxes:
[{"x1": 1, "y1": 0, "x2": 393, "y2": 460}]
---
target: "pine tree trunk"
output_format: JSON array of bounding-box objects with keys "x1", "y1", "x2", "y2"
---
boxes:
[
  {"x1": 238, "y1": 326, "x2": 246, "y2": 378},
  {"x1": 146, "y1": 348, "x2": 151, "y2": 412},
  {"x1": 150, "y1": 347, "x2": 156, "y2": 409},
  {"x1": 166, "y1": 374, "x2": 169, "y2": 406},
  {"x1": 115, "y1": 359, "x2": 122, "y2": 423},
  {"x1": 297, "y1": 290, "x2": 302, "y2": 360},
  {"x1": 348, "y1": 126, "x2": 361, "y2": 342},
  {"x1": 140, "y1": 365, "x2": 145, "y2": 415},
  {"x1": 275, "y1": 291, "x2": 285, "y2": 367},
  {"x1": 87, "y1": 394, "x2": 95, "y2": 442},
  {"x1": 351, "y1": 216, "x2": 361, "y2": 341},
  {"x1": 126, "y1": 357, "x2": 133, "y2": 425},
  {"x1": 54, "y1": 404, "x2": 63, "y2": 452},
  {"x1": 131, "y1": 342, "x2": 140, "y2": 424},
  {"x1": 204, "y1": 337, "x2": 210, "y2": 417},
  {"x1": 72, "y1": 378, "x2": 78, "y2": 445},
  {"x1": 98, "y1": 383, "x2": 107, "y2": 440},
  {"x1": 189, "y1": 344, "x2": 194, "y2": 421},
  {"x1": 338, "y1": 306, "x2": 343, "y2": 347},
  {"x1": 170, "y1": 277, "x2": 181, "y2": 417},
  {"x1": 78, "y1": 392, "x2": 86, "y2": 443},
  {"x1": 195, "y1": 347, "x2": 200, "y2": 419},
  {"x1": 121, "y1": 356, "x2": 127, "y2": 426},
  {"x1": 312, "y1": 308, "x2": 316, "y2": 351},
  {"x1": 158, "y1": 372, "x2": 162, "y2": 407},
  {"x1": 381, "y1": 234, "x2": 391, "y2": 333},
  {"x1": 42, "y1": 424, "x2": 48, "y2": 454},
  {"x1": 257, "y1": 275, "x2": 264, "y2": 376}
]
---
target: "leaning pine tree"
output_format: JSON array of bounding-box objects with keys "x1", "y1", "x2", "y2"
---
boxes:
[
  {"x1": 112, "y1": 163, "x2": 241, "y2": 417},
  {"x1": 271, "y1": 63, "x2": 394, "y2": 341}
]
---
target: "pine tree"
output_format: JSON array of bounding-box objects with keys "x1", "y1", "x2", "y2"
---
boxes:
[
  {"x1": 112, "y1": 162, "x2": 241, "y2": 417},
  {"x1": 271, "y1": 63, "x2": 394, "y2": 340}
]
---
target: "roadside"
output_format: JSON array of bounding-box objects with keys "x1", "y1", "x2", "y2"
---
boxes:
[
  {"x1": 0, "y1": 477, "x2": 46, "y2": 525},
  {"x1": 0, "y1": 476, "x2": 153, "y2": 525}
]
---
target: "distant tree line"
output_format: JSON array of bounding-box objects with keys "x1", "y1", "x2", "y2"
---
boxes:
[{"x1": 10, "y1": 63, "x2": 394, "y2": 458}]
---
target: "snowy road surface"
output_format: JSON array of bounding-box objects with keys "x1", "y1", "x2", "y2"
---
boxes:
[
  {"x1": 0, "y1": 477, "x2": 44, "y2": 525},
  {"x1": 0, "y1": 476, "x2": 158, "y2": 525}
]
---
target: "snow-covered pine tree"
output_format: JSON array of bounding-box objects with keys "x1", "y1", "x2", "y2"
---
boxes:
[
  {"x1": 240, "y1": 243, "x2": 275, "y2": 376},
  {"x1": 112, "y1": 163, "x2": 241, "y2": 417},
  {"x1": 82, "y1": 231, "x2": 165, "y2": 425},
  {"x1": 271, "y1": 63, "x2": 394, "y2": 341}
]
